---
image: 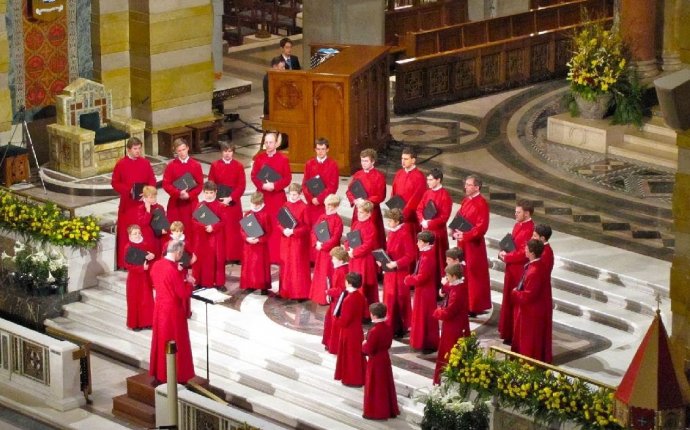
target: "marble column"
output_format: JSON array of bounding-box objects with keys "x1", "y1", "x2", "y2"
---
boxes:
[
  {"x1": 620, "y1": 0, "x2": 659, "y2": 79},
  {"x1": 91, "y1": 0, "x2": 131, "y2": 116},
  {"x1": 660, "y1": 0, "x2": 682, "y2": 72},
  {"x1": 129, "y1": 0, "x2": 215, "y2": 155},
  {"x1": 0, "y1": 0, "x2": 11, "y2": 132},
  {"x1": 677, "y1": 0, "x2": 690, "y2": 64}
]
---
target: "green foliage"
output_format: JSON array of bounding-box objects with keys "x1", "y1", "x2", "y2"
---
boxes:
[
  {"x1": 1, "y1": 241, "x2": 68, "y2": 295},
  {"x1": 419, "y1": 383, "x2": 490, "y2": 430},
  {"x1": 611, "y1": 70, "x2": 645, "y2": 127}
]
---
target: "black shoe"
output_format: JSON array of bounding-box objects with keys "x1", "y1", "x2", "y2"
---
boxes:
[
  {"x1": 362, "y1": 317, "x2": 372, "y2": 324},
  {"x1": 502, "y1": 339, "x2": 512, "y2": 346},
  {"x1": 260, "y1": 289, "x2": 269, "y2": 295},
  {"x1": 469, "y1": 312, "x2": 478, "y2": 318},
  {"x1": 132, "y1": 327, "x2": 142, "y2": 332},
  {"x1": 421, "y1": 348, "x2": 437, "y2": 355}
]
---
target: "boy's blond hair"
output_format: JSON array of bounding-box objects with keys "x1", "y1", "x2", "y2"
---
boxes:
[
  {"x1": 127, "y1": 224, "x2": 141, "y2": 234},
  {"x1": 142, "y1": 185, "x2": 157, "y2": 198},
  {"x1": 357, "y1": 200, "x2": 374, "y2": 213},
  {"x1": 170, "y1": 221, "x2": 184, "y2": 232},
  {"x1": 329, "y1": 246, "x2": 349, "y2": 262},
  {"x1": 324, "y1": 194, "x2": 340, "y2": 207},
  {"x1": 250, "y1": 192, "x2": 264, "y2": 205}
]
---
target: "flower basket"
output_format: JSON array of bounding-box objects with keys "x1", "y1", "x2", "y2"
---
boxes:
[{"x1": 573, "y1": 92, "x2": 613, "y2": 120}]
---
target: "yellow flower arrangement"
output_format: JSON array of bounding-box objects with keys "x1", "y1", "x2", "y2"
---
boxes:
[
  {"x1": 443, "y1": 334, "x2": 622, "y2": 430},
  {"x1": 0, "y1": 190, "x2": 100, "y2": 249}
]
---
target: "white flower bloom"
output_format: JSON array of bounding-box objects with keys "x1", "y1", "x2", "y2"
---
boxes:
[
  {"x1": 46, "y1": 272, "x2": 55, "y2": 284},
  {"x1": 446, "y1": 401, "x2": 474, "y2": 414},
  {"x1": 1, "y1": 251, "x2": 12, "y2": 260},
  {"x1": 33, "y1": 251, "x2": 48, "y2": 263},
  {"x1": 14, "y1": 241, "x2": 24, "y2": 253}
]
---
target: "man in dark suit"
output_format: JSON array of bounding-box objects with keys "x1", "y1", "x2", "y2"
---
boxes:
[{"x1": 277, "y1": 37, "x2": 301, "y2": 70}]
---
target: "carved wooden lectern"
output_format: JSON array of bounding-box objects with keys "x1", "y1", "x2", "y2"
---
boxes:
[{"x1": 262, "y1": 44, "x2": 390, "y2": 175}]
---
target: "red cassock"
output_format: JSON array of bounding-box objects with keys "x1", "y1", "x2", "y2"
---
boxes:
[
  {"x1": 498, "y1": 219, "x2": 534, "y2": 342},
  {"x1": 278, "y1": 200, "x2": 311, "y2": 299},
  {"x1": 346, "y1": 168, "x2": 387, "y2": 249},
  {"x1": 239, "y1": 208, "x2": 273, "y2": 291},
  {"x1": 540, "y1": 243, "x2": 554, "y2": 362},
  {"x1": 124, "y1": 241, "x2": 155, "y2": 329},
  {"x1": 162, "y1": 238, "x2": 195, "y2": 318},
  {"x1": 323, "y1": 263, "x2": 348, "y2": 354},
  {"x1": 162, "y1": 158, "x2": 204, "y2": 245},
  {"x1": 309, "y1": 212, "x2": 344, "y2": 305},
  {"x1": 391, "y1": 167, "x2": 427, "y2": 241},
  {"x1": 404, "y1": 247, "x2": 440, "y2": 351},
  {"x1": 208, "y1": 158, "x2": 246, "y2": 262},
  {"x1": 511, "y1": 260, "x2": 552, "y2": 363},
  {"x1": 432, "y1": 280, "x2": 470, "y2": 384},
  {"x1": 191, "y1": 200, "x2": 226, "y2": 288},
  {"x1": 302, "y1": 156, "x2": 340, "y2": 227},
  {"x1": 382, "y1": 223, "x2": 416, "y2": 336},
  {"x1": 149, "y1": 258, "x2": 195, "y2": 383},
  {"x1": 347, "y1": 217, "x2": 380, "y2": 306},
  {"x1": 362, "y1": 322, "x2": 400, "y2": 420},
  {"x1": 454, "y1": 194, "x2": 492, "y2": 313},
  {"x1": 416, "y1": 187, "x2": 453, "y2": 279},
  {"x1": 135, "y1": 203, "x2": 167, "y2": 258},
  {"x1": 250, "y1": 151, "x2": 292, "y2": 264},
  {"x1": 111, "y1": 156, "x2": 156, "y2": 268},
  {"x1": 334, "y1": 289, "x2": 367, "y2": 386}
]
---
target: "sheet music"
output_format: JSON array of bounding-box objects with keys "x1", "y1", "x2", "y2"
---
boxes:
[{"x1": 192, "y1": 288, "x2": 231, "y2": 304}]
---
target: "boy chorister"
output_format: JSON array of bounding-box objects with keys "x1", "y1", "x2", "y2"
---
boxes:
[
  {"x1": 136, "y1": 185, "x2": 167, "y2": 256},
  {"x1": 278, "y1": 184, "x2": 311, "y2": 300},
  {"x1": 323, "y1": 246, "x2": 349, "y2": 354},
  {"x1": 240, "y1": 192, "x2": 273, "y2": 294},
  {"x1": 124, "y1": 225, "x2": 156, "y2": 330},
  {"x1": 309, "y1": 194, "x2": 344, "y2": 305},
  {"x1": 404, "y1": 230, "x2": 440, "y2": 353},
  {"x1": 334, "y1": 272, "x2": 367, "y2": 387},
  {"x1": 363, "y1": 303, "x2": 400, "y2": 420},
  {"x1": 380, "y1": 208, "x2": 415, "y2": 338},
  {"x1": 432, "y1": 263, "x2": 470, "y2": 384},
  {"x1": 347, "y1": 200, "x2": 380, "y2": 308},
  {"x1": 192, "y1": 181, "x2": 226, "y2": 289}
]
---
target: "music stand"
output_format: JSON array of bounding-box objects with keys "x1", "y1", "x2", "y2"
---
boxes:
[
  {"x1": 0, "y1": 106, "x2": 47, "y2": 193},
  {"x1": 191, "y1": 288, "x2": 230, "y2": 382}
]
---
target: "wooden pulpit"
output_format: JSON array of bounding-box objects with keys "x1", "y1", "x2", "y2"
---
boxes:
[{"x1": 262, "y1": 44, "x2": 390, "y2": 175}]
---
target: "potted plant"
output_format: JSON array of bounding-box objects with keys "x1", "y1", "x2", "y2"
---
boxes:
[{"x1": 1, "y1": 241, "x2": 68, "y2": 296}]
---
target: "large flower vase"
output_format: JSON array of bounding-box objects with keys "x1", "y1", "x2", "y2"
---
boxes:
[{"x1": 573, "y1": 92, "x2": 613, "y2": 120}]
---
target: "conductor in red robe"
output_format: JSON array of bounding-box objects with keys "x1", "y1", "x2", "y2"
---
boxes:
[
  {"x1": 451, "y1": 174, "x2": 492, "y2": 314},
  {"x1": 391, "y1": 147, "x2": 426, "y2": 243},
  {"x1": 149, "y1": 240, "x2": 195, "y2": 383},
  {"x1": 346, "y1": 200, "x2": 380, "y2": 307},
  {"x1": 250, "y1": 132, "x2": 292, "y2": 264},
  {"x1": 498, "y1": 199, "x2": 535, "y2": 343},
  {"x1": 240, "y1": 192, "x2": 273, "y2": 293},
  {"x1": 278, "y1": 184, "x2": 311, "y2": 299},
  {"x1": 111, "y1": 137, "x2": 156, "y2": 268},
  {"x1": 302, "y1": 138, "x2": 340, "y2": 230},
  {"x1": 334, "y1": 272, "x2": 367, "y2": 387},
  {"x1": 323, "y1": 246, "x2": 349, "y2": 354},
  {"x1": 432, "y1": 264, "x2": 470, "y2": 384},
  {"x1": 208, "y1": 142, "x2": 246, "y2": 263},
  {"x1": 363, "y1": 303, "x2": 400, "y2": 420},
  {"x1": 404, "y1": 231, "x2": 439, "y2": 352},
  {"x1": 310, "y1": 194, "x2": 344, "y2": 305},
  {"x1": 416, "y1": 168, "x2": 453, "y2": 280},
  {"x1": 346, "y1": 148, "x2": 387, "y2": 249},
  {"x1": 191, "y1": 182, "x2": 226, "y2": 289},
  {"x1": 162, "y1": 138, "x2": 204, "y2": 245},
  {"x1": 511, "y1": 239, "x2": 552, "y2": 363}
]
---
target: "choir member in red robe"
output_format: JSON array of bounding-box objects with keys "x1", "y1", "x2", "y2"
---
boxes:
[
  {"x1": 432, "y1": 264, "x2": 470, "y2": 384},
  {"x1": 149, "y1": 240, "x2": 195, "y2": 383},
  {"x1": 346, "y1": 200, "x2": 380, "y2": 308},
  {"x1": 404, "y1": 231, "x2": 439, "y2": 352},
  {"x1": 165, "y1": 221, "x2": 197, "y2": 318},
  {"x1": 111, "y1": 137, "x2": 156, "y2": 268},
  {"x1": 191, "y1": 182, "x2": 226, "y2": 288},
  {"x1": 278, "y1": 184, "x2": 311, "y2": 299},
  {"x1": 302, "y1": 138, "x2": 340, "y2": 231},
  {"x1": 379, "y1": 209, "x2": 415, "y2": 338},
  {"x1": 124, "y1": 225, "x2": 156, "y2": 330},
  {"x1": 498, "y1": 199, "x2": 535, "y2": 343},
  {"x1": 532, "y1": 224, "x2": 554, "y2": 363},
  {"x1": 250, "y1": 132, "x2": 292, "y2": 264},
  {"x1": 309, "y1": 194, "x2": 344, "y2": 305},
  {"x1": 240, "y1": 193, "x2": 273, "y2": 293},
  {"x1": 135, "y1": 186, "x2": 167, "y2": 257},
  {"x1": 416, "y1": 168, "x2": 453, "y2": 280},
  {"x1": 323, "y1": 246, "x2": 349, "y2": 354},
  {"x1": 208, "y1": 142, "x2": 246, "y2": 263},
  {"x1": 391, "y1": 147, "x2": 426, "y2": 243},
  {"x1": 512, "y1": 239, "x2": 552, "y2": 363},
  {"x1": 334, "y1": 272, "x2": 367, "y2": 387},
  {"x1": 451, "y1": 174, "x2": 491, "y2": 314},
  {"x1": 363, "y1": 303, "x2": 400, "y2": 420},
  {"x1": 346, "y1": 148, "x2": 387, "y2": 249},
  {"x1": 162, "y1": 138, "x2": 204, "y2": 245}
]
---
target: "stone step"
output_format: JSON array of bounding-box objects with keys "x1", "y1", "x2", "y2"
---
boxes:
[
  {"x1": 608, "y1": 140, "x2": 677, "y2": 169},
  {"x1": 112, "y1": 394, "x2": 155, "y2": 428},
  {"x1": 126, "y1": 373, "x2": 157, "y2": 406},
  {"x1": 623, "y1": 128, "x2": 678, "y2": 154},
  {"x1": 642, "y1": 117, "x2": 678, "y2": 139}
]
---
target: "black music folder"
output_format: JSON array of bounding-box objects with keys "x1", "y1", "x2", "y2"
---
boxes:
[
  {"x1": 240, "y1": 213, "x2": 265, "y2": 238},
  {"x1": 125, "y1": 246, "x2": 148, "y2": 266},
  {"x1": 277, "y1": 206, "x2": 298, "y2": 229},
  {"x1": 372, "y1": 249, "x2": 395, "y2": 272},
  {"x1": 193, "y1": 205, "x2": 221, "y2": 226},
  {"x1": 423, "y1": 200, "x2": 438, "y2": 220},
  {"x1": 349, "y1": 179, "x2": 368, "y2": 200},
  {"x1": 313, "y1": 220, "x2": 330, "y2": 242},
  {"x1": 150, "y1": 207, "x2": 170, "y2": 235},
  {"x1": 346, "y1": 230, "x2": 362, "y2": 249},
  {"x1": 448, "y1": 214, "x2": 473, "y2": 232},
  {"x1": 217, "y1": 184, "x2": 233, "y2": 199},
  {"x1": 305, "y1": 176, "x2": 326, "y2": 197},
  {"x1": 385, "y1": 195, "x2": 405, "y2": 210},
  {"x1": 173, "y1": 172, "x2": 197, "y2": 191},
  {"x1": 130, "y1": 182, "x2": 145, "y2": 200},
  {"x1": 179, "y1": 250, "x2": 193, "y2": 269},
  {"x1": 256, "y1": 164, "x2": 281, "y2": 183},
  {"x1": 499, "y1": 233, "x2": 516, "y2": 253}
]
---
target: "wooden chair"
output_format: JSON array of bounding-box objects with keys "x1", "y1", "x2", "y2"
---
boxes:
[{"x1": 266, "y1": 0, "x2": 302, "y2": 35}]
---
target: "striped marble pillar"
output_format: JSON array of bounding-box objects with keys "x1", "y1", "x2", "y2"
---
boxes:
[
  {"x1": 91, "y1": 0, "x2": 131, "y2": 116},
  {"x1": 0, "y1": 0, "x2": 11, "y2": 132},
  {"x1": 129, "y1": 0, "x2": 215, "y2": 156}
]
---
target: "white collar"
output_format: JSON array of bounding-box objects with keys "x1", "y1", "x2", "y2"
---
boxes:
[
  {"x1": 387, "y1": 223, "x2": 403, "y2": 232},
  {"x1": 448, "y1": 278, "x2": 463, "y2": 286},
  {"x1": 222, "y1": 158, "x2": 232, "y2": 164},
  {"x1": 165, "y1": 255, "x2": 176, "y2": 262},
  {"x1": 130, "y1": 237, "x2": 143, "y2": 244},
  {"x1": 404, "y1": 165, "x2": 416, "y2": 173},
  {"x1": 431, "y1": 185, "x2": 443, "y2": 191},
  {"x1": 346, "y1": 286, "x2": 357, "y2": 293},
  {"x1": 178, "y1": 156, "x2": 190, "y2": 164},
  {"x1": 333, "y1": 261, "x2": 348, "y2": 269},
  {"x1": 251, "y1": 204, "x2": 265, "y2": 212},
  {"x1": 371, "y1": 318, "x2": 386, "y2": 324},
  {"x1": 468, "y1": 191, "x2": 480, "y2": 199},
  {"x1": 420, "y1": 245, "x2": 432, "y2": 252},
  {"x1": 266, "y1": 150, "x2": 276, "y2": 158},
  {"x1": 316, "y1": 156, "x2": 327, "y2": 163}
]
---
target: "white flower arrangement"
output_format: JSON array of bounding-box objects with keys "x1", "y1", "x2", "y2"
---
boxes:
[{"x1": 1, "y1": 241, "x2": 68, "y2": 294}]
